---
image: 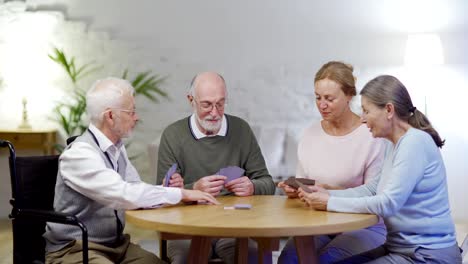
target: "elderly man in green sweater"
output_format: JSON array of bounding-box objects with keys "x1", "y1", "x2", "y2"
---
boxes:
[{"x1": 157, "y1": 71, "x2": 275, "y2": 263}]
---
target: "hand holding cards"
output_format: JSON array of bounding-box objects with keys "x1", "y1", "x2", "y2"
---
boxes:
[
  {"x1": 217, "y1": 166, "x2": 245, "y2": 183},
  {"x1": 284, "y1": 176, "x2": 315, "y2": 189},
  {"x1": 218, "y1": 166, "x2": 254, "y2": 196},
  {"x1": 295, "y1": 180, "x2": 313, "y2": 193},
  {"x1": 163, "y1": 163, "x2": 177, "y2": 187}
]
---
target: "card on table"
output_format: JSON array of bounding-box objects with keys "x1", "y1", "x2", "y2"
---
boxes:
[
  {"x1": 217, "y1": 166, "x2": 245, "y2": 183},
  {"x1": 224, "y1": 204, "x2": 252, "y2": 210},
  {"x1": 163, "y1": 163, "x2": 177, "y2": 187},
  {"x1": 234, "y1": 203, "x2": 252, "y2": 210},
  {"x1": 284, "y1": 176, "x2": 315, "y2": 189}
]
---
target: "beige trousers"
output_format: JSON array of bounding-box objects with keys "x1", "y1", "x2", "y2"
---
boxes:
[{"x1": 46, "y1": 234, "x2": 165, "y2": 264}]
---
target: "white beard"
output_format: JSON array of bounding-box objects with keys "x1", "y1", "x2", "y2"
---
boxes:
[
  {"x1": 112, "y1": 116, "x2": 132, "y2": 139},
  {"x1": 196, "y1": 113, "x2": 222, "y2": 134}
]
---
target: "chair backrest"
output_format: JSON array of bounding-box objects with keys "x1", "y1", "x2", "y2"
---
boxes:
[
  {"x1": 11, "y1": 155, "x2": 59, "y2": 209},
  {"x1": 147, "y1": 138, "x2": 160, "y2": 182},
  {"x1": 10, "y1": 154, "x2": 60, "y2": 263}
]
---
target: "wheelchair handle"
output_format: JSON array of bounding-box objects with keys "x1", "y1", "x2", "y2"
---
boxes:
[{"x1": 0, "y1": 139, "x2": 9, "y2": 147}]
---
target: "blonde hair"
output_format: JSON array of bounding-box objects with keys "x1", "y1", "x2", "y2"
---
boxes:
[{"x1": 315, "y1": 61, "x2": 356, "y2": 96}]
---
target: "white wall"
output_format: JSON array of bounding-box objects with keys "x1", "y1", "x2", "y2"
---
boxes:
[{"x1": 0, "y1": 0, "x2": 467, "y2": 222}]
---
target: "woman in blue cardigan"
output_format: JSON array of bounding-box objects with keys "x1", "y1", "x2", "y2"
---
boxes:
[{"x1": 299, "y1": 75, "x2": 462, "y2": 264}]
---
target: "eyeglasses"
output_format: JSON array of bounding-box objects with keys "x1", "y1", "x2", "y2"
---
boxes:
[
  {"x1": 194, "y1": 100, "x2": 226, "y2": 112},
  {"x1": 111, "y1": 108, "x2": 137, "y2": 117}
]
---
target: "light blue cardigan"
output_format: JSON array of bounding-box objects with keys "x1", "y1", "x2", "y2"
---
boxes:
[{"x1": 328, "y1": 128, "x2": 457, "y2": 251}]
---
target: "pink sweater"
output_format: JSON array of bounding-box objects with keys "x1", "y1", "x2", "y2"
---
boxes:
[{"x1": 297, "y1": 122, "x2": 386, "y2": 188}]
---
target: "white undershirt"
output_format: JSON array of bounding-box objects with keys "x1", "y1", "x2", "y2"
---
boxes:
[{"x1": 190, "y1": 114, "x2": 227, "y2": 139}]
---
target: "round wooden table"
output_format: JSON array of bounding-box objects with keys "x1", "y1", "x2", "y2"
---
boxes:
[{"x1": 126, "y1": 195, "x2": 378, "y2": 264}]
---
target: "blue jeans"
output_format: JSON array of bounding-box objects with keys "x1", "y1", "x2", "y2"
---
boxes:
[{"x1": 335, "y1": 243, "x2": 462, "y2": 264}]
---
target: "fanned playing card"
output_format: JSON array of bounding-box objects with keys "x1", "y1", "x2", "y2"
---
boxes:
[
  {"x1": 163, "y1": 163, "x2": 177, "y2": 187},
  {"x1": 218, "y1": 166, "x2": 245, "y2": 183},
  {"x1": 295, "y1": 180, "x2": 313, "y2": 193},
  {"x1": 284, "y1": 176, "x2": 315, "y2": 189}
]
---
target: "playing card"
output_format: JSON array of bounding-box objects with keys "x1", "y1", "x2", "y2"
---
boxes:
[
  {"x1": 284, "y1": 176, "x2": 298, "y2": 188},
  {"x1": 163, "y1": 163, "x2": 177, "y2": 187},
  {"x1": 218, "y1": 166, "x2": 245, "y2": 183},
  {"x1": 284, "y1": 176, "x2": 315, "y2": 189},
  {"x1": 234, "y1": 203, "x2": 252, "y2": 209},
  {"x1": 295, "y1": 180, "x2": 313, "y2": 193}
]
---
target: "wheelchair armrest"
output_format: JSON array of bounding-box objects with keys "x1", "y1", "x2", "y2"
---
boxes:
[
  {"x1": 12, "y1": 208, "x2": 89, "y2": 264},
  {"x1": 15, "y1": 208, "x2": 82, "y2": 225}
]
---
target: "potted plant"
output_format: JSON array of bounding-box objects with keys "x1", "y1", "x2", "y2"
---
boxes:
[{"x1": 49, "y1": 47, "x2": 167, "y2": 151}]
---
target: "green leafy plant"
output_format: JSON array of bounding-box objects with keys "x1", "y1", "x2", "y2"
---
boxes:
[
  {"x1": 48, "y1": 48, "x2": 101, "y2": 83},
  {"x1": 53, "y1": 89, "x2": 87, "y2": 139},
  {"x1": 122, "y1": 70, "x2": 168, "y2": 102},
  {"x1": 49, "y1": 47, "x2": 168, "y2": 151}
]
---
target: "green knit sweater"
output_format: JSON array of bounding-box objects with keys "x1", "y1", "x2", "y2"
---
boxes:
[{"x1": 157, "y1": 114, "x2": 275, "y2": 195}]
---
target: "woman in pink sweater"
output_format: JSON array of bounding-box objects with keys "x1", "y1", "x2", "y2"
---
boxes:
[{"x1": 278, "y1": 61, "x2": 387, "y2": 263}]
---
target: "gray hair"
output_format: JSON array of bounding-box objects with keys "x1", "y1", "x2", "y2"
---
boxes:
[
  {"x1": 187, "y1": 72, "x2": 227, "y2": 99},
  {"x1": 360, "y1": 75, "x2": 444, "y2": 148},
  {"x1": 86, "y1": 77, "x2": 135, "y2": 125}
]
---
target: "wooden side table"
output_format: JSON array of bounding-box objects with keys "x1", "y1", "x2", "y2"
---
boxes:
[{"x1": 0, "y1": 130, "x2": 57, "y2": 155}]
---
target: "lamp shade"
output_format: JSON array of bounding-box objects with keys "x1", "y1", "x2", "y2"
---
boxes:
[{"x1": 404, "y1": 33, "x2": 444, "y2": 66}]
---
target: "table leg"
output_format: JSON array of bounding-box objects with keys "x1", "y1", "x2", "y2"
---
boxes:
[
  {"x1": 235, "y1": 238, "x2": 248, "y2": 264},
  {"x1": 187, "y1": 236, "x2": 212, "y2": 264},
  {"x1": 294, "y1": 236, "x2": 317, "y2": 264},
  {"x1": 253, "y1": 237, "x2": 280, "y2": 264}
]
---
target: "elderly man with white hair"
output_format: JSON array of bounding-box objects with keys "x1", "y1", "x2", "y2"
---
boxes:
[
  {"x1": 44, "y1": 77, "x2": 218, "y2": 264},
  {"x1": 157, "y1": 72, "x2": 275, "y2": 263}
]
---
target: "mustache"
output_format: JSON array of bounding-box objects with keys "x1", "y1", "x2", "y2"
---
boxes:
[{"x1": 204, "y1": 116, "x2": 221, "y2": 121}]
